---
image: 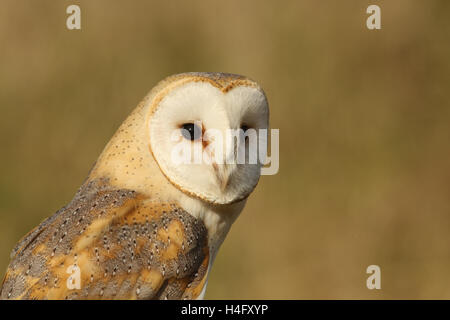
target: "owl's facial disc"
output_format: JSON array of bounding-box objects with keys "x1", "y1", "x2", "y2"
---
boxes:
[{"x1": 148, "y1": 81, "x2": 269, "y2": 205}]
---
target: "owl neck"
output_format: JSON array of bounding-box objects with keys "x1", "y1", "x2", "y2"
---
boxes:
[{"x1": 177, "y1": 192, "x2": 246, "y2": 262}]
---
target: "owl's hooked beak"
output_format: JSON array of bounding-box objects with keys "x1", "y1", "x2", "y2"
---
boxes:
[
  {"x1": 212, "y1": 162, "x2": 232, "y2": 191},
  {"x1": 203, "y1": 133, "x2": 236, "y2": 192}
]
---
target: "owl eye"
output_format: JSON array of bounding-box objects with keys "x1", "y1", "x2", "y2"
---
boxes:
[{"x1": 181, "y1": 123, "x2": 202, "y2": 141}]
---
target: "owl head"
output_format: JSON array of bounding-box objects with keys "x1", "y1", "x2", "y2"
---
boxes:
[{"x1": 92, "y1": 72, "x2": 269, "y2": 206}]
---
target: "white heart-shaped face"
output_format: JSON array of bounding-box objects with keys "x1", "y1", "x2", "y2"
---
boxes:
[{"x1": 149, "y1": 81, "x2": 269, "y2": 204}]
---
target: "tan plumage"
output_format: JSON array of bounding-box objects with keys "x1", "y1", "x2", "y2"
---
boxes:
[{"x1": 0, "y1": 72, "x2": 269, "y2": 300}]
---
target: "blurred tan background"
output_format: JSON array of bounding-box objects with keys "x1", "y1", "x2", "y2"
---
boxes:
[{"x1": 0, "y1": 0, "x2": 449, "y2": 299}]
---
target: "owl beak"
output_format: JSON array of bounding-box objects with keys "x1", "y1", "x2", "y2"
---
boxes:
[
  {"x1": 206, "y1": 146, "x2": 233, "y2": 191},
  {"x1": 212, "y1": 162, "x2": 231, "y2": 191},
  {"x1": 203, "y1": 129, "x2": 236, "y2": 191}
]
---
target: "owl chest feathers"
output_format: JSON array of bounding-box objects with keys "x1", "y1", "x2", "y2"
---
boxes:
[{"x1": 1, "y1": 178, "x2": 241, "y2": 300}]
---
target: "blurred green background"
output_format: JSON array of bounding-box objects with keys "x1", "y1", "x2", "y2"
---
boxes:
[{"x1": 0, "y1": 0, "x2": 449, "y2": 299}]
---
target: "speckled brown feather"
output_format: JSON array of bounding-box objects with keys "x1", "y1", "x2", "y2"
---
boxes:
[{"x1": 0, "y1": 178, "x2": 209, "y2": 300}]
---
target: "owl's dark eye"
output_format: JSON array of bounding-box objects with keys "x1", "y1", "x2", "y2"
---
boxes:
[{"x1": 181, "y1": 123, "x2": 202, "y2": 141}]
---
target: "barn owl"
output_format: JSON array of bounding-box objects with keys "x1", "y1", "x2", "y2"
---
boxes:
[{"x1": 0, "y1": 72, "x2": 269, "y2": 300}]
